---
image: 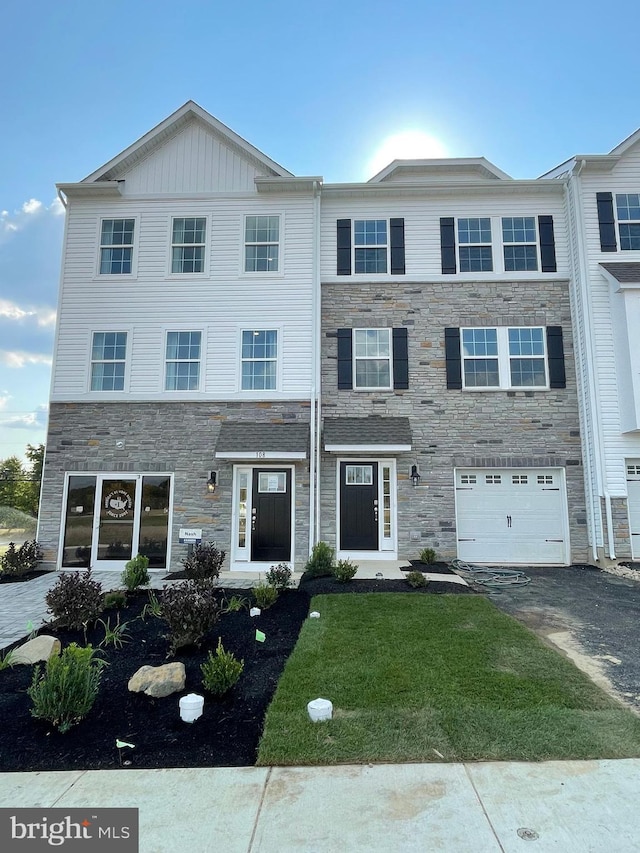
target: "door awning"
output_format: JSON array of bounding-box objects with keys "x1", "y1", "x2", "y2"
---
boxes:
[
  {"x1": 214, "y1": 421, "x2": 308, "y2": 460},
  {"x1": 323, "y1": 416, "x2": 412, "y2": 452}
]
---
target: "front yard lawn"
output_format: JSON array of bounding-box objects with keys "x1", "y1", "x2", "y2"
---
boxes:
[{"x1": 258, "y1": 593, "x2": 640, "y2": 765}]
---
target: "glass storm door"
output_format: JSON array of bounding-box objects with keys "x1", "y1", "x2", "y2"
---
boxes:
[{"x1": 94, "y1": 478, "x2": 138, "y2": 565}]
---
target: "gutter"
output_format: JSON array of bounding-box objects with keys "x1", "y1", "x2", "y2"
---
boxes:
[{"x1": 309, "y1": 180, "x2": 323, "y2": 555}]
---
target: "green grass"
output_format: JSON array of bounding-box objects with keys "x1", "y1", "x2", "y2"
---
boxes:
[{"x1": 258, "y1": 594, "x2": 640, "y2": 765}]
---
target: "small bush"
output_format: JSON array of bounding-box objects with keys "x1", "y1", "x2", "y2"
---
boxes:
[
  {"x1": 103, "y1": 590, "x2": 127, "y2": 610},
  {"x1": 0, "y1": 650, "x2": 16, "y2": 671},
  {"x1": 97, "y1": 615, "x2": 131, "y2": 649},
  {"x1": 181, "y1": 541, "x2": 226, "y2": 581},
  {"x1": 419, "y1": 547, "x2": 437, "y2": 565},
  {"x1": 0, "y1": 539, "x2": 43, "y2": 576},
  {"x1": 303, "y1": 541, "x2": 335, "y2": 578},
  {"x1": 28, "y1": 643, "x2": 106, "y2": 733},
  {"x1": 45, "y1": 569, "x2": 103, "y2": 630},
  {"x1": 201, "y1": 638, "x2": 244, "y2": 695},
  {"x1": 121, "y1": 553, "x2": 150, "y2": 592},
  {"x1": 253, "y1": 581, "x2": 279, "y2": 610},
  {"x1": 265, "y1": 563, "x2": 292, "y2": 590},
  {"x1": 159, "y1": 578, "x2": 220, "y2": 653},
  {"x1": 332, "y1": 559, "x2": 358, "y2": 583},
  {"x1": 140, "y1": 589, "x2": 162, "y2": 620},
  {"x1": 406, "y1": 570, "x2": 428, "y2": 588},
  {"x1": 220, "y1": 594, "x2": 248, "y2": 614}
]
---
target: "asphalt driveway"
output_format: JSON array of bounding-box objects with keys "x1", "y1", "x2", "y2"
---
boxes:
[{"x1": 483, "y1": 564, "x2": 640, "y2": 713}]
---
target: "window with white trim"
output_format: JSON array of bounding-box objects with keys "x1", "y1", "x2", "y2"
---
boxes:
[
  {"x1": 458, "y1": 218, "x2": 493, "y2": 272},
  {"x1": 354, "y1": 220, "x2": 388, "y2": 273},
  {"x1": 461, "y1": 327, "x2": 547, "y2": 389},
  {"x1": 100, "y1": 219, "x2": 134, "y2": 274},
  {"x1": 171, "y1": 217, "x2": 206, "y2": 273},
  {"x1": 616, "y1": 194, "x2": 640, "y2": 251},
  {"x1": 353, "y1": 328, "x2": 392, "y2": 389},
  {"x1": 90, "y1": 332, "x2": 127, "y2": 391},
  {"x1": 345, "y1": 465, "x2": 373, "y2": 485},
  {"x1": 165, "y1": 331, "x2": 201, "y2": 391},
  {"x1": 241, "y1": 329, "x2": 278, "y2": 390},
  {"x1": 244, "y1": 216, "x2": 279, "y2": 272},
  {"x1": 502, "y1": 217, "x2": 538, "y2": 271}
]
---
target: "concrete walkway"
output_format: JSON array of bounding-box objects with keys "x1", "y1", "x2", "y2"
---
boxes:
[{"x1": 1, "y1": 759, "x2": 637, "y2": 852}]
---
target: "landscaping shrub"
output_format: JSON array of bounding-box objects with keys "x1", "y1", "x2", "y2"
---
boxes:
[
  {"x1": 303, "y1": 541, "x2": 335, "y2": 578},
  {"x1": 253, "y1": 581, "x2": 279, "y2": 610},
  {"x1": 181, "y1": 541, "x2": 226, "y2": 581},
  {"x1": 220, "y1": 594, "x2": 248, "y2": 614},
  {"x1": 28, "y1": 643, "x2": 106, "y2": 733},
  {"x1": 265, "y1": 563, "x2": 292, "y2": 590},
  {"x1": 201, "y1": 638, "x2": 244, "y2": 695},
  {"x1": 121, "y1": 553, "x2": 150, "y2": 591},
  {"x1": 45, "y1": 569, "x2": 103, "y2": 630},
  {"x1": 140, "y1": 589, "x2": 162, "y2": 620},
  {"x1": 97, "y1": 615, "x2": 131, "y2": 649},
  {"x1": 0, "y1": 539, "x2": 43, "y2": 576},
  {"x1": 406, "y1": 570, "x2": 428, "y2": 588},
  {"x1": 159, "y1": 578, "x2": 220, "y2": 652},
  {"x1": 419, "y1": 547, "x2": 437, "y2": 565},
  {"x1": 332, "y1": 559, "x2": 358, "y2": 583},
  {"x1": 103, "y1": 590, "x2": 127, "y2": 610}
]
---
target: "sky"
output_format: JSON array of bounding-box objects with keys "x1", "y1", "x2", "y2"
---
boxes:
[{"x1": 2, "y1": 0, "x2": 640, "y2": 464}]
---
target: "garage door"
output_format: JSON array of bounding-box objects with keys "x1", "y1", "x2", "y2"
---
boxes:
[
  {"x1": 455, "y1": 468, "x2": 568, "y2": 565},
  {"x1": 626, "y1": 462, "x2": 640, "y2": 559}
]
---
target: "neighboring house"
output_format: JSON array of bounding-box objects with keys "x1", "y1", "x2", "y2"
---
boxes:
[{"x1": 542, "y1": 129, "x2": 640, "y2": 561}]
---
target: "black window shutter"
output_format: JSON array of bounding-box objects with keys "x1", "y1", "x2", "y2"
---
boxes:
[
  {"x1": 337, "y1": 220, "x2": 352, "y2": 275},
  {"x1": 444, "y1": 328, "x2": 462, "y2": 389},
  {"x1": 392, "y1": 327, "x2": 409, "y2": 389},
  {"x1": 538, "y1": 215, "x2": 557, "y2": 273},
  {"x1": 337, "y1": 328, "x2": 353, "y2": 389},
  {"x1": 390, "y1": 218, "x2": 405, "y2": 275},
  {"x1": 596, "y1": 193, "x2": 617, "y2": 253},
  {"x1": 546, "y1": 326, "x2": 566, "y2": 389},
  {"x1": 440, "y1": 218, "x2": 456, "y2": 274}
]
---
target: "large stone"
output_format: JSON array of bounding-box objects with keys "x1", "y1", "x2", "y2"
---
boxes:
[
  {"x1": 11, "y1": 635, "x2": 61, "y2": 665},
  {"x1": 127, "y1": 663, "x2": 186, "y2": 698}
]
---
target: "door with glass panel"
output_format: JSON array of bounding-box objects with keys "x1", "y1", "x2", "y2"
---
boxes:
[
  {"x1": 233, "y1": 467, "x2": 293, "y2": 565},
  {"x1": 338, "y1": 460, "x2": 396, "y2": 555}
]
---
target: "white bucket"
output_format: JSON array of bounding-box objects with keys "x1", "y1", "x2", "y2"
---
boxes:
[
  {"x1": 179, "y1": 693, "x2": 204, "y2": 723},
  {"x1": 309, "y1": 611, "x2": 320, "y2": 619},
  {"x1": 307, "y1": 697, "x2": 333, "y2": 722}
]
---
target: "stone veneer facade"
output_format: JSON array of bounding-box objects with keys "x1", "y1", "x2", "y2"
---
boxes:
[
  {"x1": 320, "y1": 278, "x2": 589, "y2": 563},
  {"x1": 39, "y1": 401, "x2": 311, "y2": 572}
]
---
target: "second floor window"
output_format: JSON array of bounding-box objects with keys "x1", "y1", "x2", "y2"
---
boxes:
[
  {"x1": 245, "y1": 216, "x2": 279, "y2": 272},
  {"x1": 171, "y1": 217, "x2": 206, "y2": 273},
  {"x1": 458, "y1": 218, "x2": 493, "y2": 272},
  {"x1": 100, "y1": 219, "x2": 134, "y2": 274},
  {"x1": 353, "y1": 329, "x2": 392, "y2": 389},
  {"x1": 241, "y1": 329, "x2": 277, "y2": 390},
  {"x1": 90, "y1": 332, "x2": 127, "y2": 391},
  {"x1": 616, "y1": 194, "x2": 640, "y2": 250},
  {"x1": 165, "y1": 331, "x2": 201, "y2": 391},
  {"x1": 502, "y1": 217, "x2": 538, "y2": 271},
  {"x1": 354, "y1": 220, "x2": 388, "y2": 273}
]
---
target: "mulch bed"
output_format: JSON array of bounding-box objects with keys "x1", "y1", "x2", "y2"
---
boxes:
[
  {"x1": 401, "y1": 560, "x2": 456, "y2": 575},
  {"x1": 0, "y1": 576, "x2": 471, "y2": 772},
  {"x1": 0, "y1": 570, "x2": 55, "y2": 584}
]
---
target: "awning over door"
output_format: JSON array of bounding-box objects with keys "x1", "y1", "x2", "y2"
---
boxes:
[
  {"x1": 323, "y1": 416, "x2": 412, "y2": 452},
  {"x1": 215, "y1": 422, "x2": 308, "y2": 460}
]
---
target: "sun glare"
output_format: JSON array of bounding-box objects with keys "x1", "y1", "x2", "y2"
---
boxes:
[{"x1": 367, "y1": 130, "x2": 449, "y2": 178}]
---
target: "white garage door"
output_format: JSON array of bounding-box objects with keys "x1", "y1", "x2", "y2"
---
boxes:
[
  {"x1": 626, "y1": 462, "x2": 640, "y2": 559},
  {"x1": 455, "y1": 468, "x2": 569, "y2": 565}
]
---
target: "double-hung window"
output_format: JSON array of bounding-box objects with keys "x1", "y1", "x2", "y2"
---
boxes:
[
  {"x1": 461, "y1": 327, "x2": 547, "y2": 389},
  {"x1": 616, "y1": 194, "x2": 640, "y2": 251},
  {"x1": 165, "y1": 331, "x2": 201, "y2": 391},
  {"x1": 171, "y1": 217, "x2": 206, "y2": 273},
  {"x1": 90, "y1": 332, "x2": 127, "y2": 391},
  {"x1": 458, "y1": 218, "x2": 493, "y2": 272},
  {"x1": 100, "y1": 219, "x2": 134, "y2": 274},
  {"x1": 353, "y1": 329, "x2": 392, "y2": 389},
  {"x1": 502, "y1": 217, "x2": 538, "y2": 271},
  {"x1": 241, "y1": 329, "x2": 278, "y2": 390},
  {"x1": 244, "y1": 216, "x2": 279, "y2": 272},
  {"x1": 354, "y1": 220, "x2": 388, "y2": 274}
]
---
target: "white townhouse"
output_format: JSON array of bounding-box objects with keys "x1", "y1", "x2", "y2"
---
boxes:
[
  {"x1": 38, "y1": 102, "x2": 321, "y2": 573},
  {"x1": 543, "y1": 129, "x2": 640, "y2": 562}
]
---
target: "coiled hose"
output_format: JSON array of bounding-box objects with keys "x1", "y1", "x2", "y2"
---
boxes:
[{"x1": 450, "y1": 558, "x2": 531, "y2": 588}]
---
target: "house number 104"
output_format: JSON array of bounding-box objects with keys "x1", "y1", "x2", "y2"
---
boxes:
[{"x1": 256, "y1": 451, "x2": 266, "y2": 458}]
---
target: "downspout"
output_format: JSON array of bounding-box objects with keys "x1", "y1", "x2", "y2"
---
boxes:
[
  {"x1": 309, "y1": 180, "x2": 322, "y2": 555},
  {"x1": 314, "y1": 181, "x2": 322, "y2": 547}
]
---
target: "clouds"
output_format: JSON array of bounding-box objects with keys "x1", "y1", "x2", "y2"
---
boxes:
[
  {"x1": 0, "y1": 197, "x2": 64, "y2": 243},
  {"x1": 0, "y1": 403, "x2": 49, "y2": 431}
]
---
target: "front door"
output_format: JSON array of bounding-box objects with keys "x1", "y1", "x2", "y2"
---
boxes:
[
  {"x1": 251, "y1": 469, "x2": 292, "y2": 562},
  {"x1": 340, "y1": 462, "x2": 379, "y2": 550},
  {"x1": 94, "y1": 478, "x2": 137, "y2": 565}
]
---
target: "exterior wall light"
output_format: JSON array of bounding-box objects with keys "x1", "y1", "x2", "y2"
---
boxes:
[
  {"x1": 207, "y1": 472, "x2": 217, "y2": 493},
  {"x1": 411, "y1": 465, "x2": 421, "y2": 487}
]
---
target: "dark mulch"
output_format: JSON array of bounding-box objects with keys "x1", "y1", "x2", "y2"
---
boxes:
[
  {"x1": 0, "y1": 576, "x2": 471, "y2": 772},
  {"x1": 0, "y1": 570, "x2": 55, "y2": 584},
  {"x1": 401, "y1": 560, "x2": 455, "y2": 575}
]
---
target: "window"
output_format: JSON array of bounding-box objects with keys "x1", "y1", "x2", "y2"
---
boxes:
[
  {"x1": 244, "y1": 216, "x2": 279, "y2": 272},
  {"x1": 485, "y1": 474, "x2": 502, "y2": 484},
  {"x1": 171, "y1": 217, "x2": 206, "y2": 273},
  {"x1": 461, "y1": 327, "x2": 547, "y2": 389},
  {"x1": 616, "y1": 194, "x2": 640, "y2": 251},
  {"x1": 345, "y1": 465, "x2": 373, "y2": 485},
  {"x1": 502, "y1": 217, "x2": 538, "y2": 271},
  {"x1": 354, "y1": 220, "x2": 388, "y2": 274},
  {"x1": 165, "y1": 331, "x2": 201, "y2": 391},
  {"x1": 100, "y1": 219, "x2": 134, "y2": 274},
  {"x1": 90, "y1": 332, "x2": 127, "y2": 391},
  {"x1": 512, "y1": 475, "x2": 528, "y2": 485},
  {"x1": 458, "y1": 218, "x2": 493, "y2": 272},
  {"x1": 241, "y1": 330, "x2": 277, "y2": 390},
  {"x1": 353, "y1": 329, "x2": 392, "y2": 389}
]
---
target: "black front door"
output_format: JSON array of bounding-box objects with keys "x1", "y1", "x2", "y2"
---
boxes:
[
  {"x1": 340, "y1": 462, "x2": 378, "y2": 550},
  {"x1": 251, "y1": 469, "x2": 292, "y2": 562}
]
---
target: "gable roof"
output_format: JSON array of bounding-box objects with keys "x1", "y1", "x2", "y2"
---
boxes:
[
  {"x1": 369, "y1": 157, "x2": 511, "y2": 183},
  {"x1": 83, "y1": 100, "x2": 293, "y2": 183}
]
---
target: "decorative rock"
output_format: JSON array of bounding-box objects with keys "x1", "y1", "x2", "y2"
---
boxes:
[
  {"x1": 11, "y1": 635, "x2": 61, "y2": 665},
  {"x1": 128, "y1": 663, "x2": 186, "y2": 698}
]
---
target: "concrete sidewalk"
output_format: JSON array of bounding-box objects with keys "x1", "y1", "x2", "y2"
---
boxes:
[{"x1": 0, "y1": 760, "x2": 636, "y2": 852}]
